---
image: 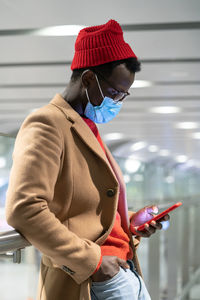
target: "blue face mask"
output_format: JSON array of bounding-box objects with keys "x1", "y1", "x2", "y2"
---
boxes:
[{"x1": 84, "y1": 74, "x2": 123, "y2": 124}]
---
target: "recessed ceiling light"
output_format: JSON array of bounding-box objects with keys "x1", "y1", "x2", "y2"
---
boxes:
[
  {"x1": 35, "y1": 25, "x2": 85, "y2": 36},
  {"x1": 175, "y1": 155, "x2": 188, "y2": 163},
  {"x1": 131, "y1": 141, "x2": 147, "y2": 151},
  {"x1": 131, "y1": 80, "x2": 152, "y2": 88},
  {"x1": 148, "y1": 145, "x2": 159, "y2": 153},
  {"x1": 192, "y1": 132, "x2": 200, "y2": 139},
  {"x1": 124, "y1": 159, "x2": 141, "y2": 173},
  {"x1": 150, "y1": 106, "x2": 181, "y2": 114},
  {"x1": 159, "y1": 149, "x2": 170, "y2": 157},
  {"x1": 176, "y1": 122, "x2": 199, "y2": 130},
  {"x1": 103, "y1": 133, "x2": 124, "y2": 141}
]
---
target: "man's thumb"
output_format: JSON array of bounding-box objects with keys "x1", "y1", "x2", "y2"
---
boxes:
[{"x1": 146, "y1": 205, "x2": 158, "y2": 215}]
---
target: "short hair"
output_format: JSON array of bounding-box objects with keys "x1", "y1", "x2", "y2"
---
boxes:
[{"x1": 70, "y1": 57, "x2": 141, "y2": 82}]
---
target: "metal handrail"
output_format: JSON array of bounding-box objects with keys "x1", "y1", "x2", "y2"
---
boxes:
[{"x1": 0, "y1": 230, "x2": 30, "y2": 254}]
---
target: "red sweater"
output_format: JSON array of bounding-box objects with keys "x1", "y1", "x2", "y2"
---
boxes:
[{"x1": 82, "y1": 118, "x2": 133, "y2": 264}]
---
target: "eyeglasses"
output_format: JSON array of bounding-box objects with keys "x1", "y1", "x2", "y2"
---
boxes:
[{"x1": 94, "y1": 72, "x2": 130, "y2": 102}]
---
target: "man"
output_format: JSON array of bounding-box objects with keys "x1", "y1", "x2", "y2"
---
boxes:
[{"x1": 6, "y1": 20, "x2": 169, "y2": 300}]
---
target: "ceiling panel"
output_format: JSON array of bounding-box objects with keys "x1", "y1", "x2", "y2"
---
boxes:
[
  {"x1": 1, "y1": 29, "x2": 200, "y2": 63},
  {"x1": 0, "y1": 62, "x2": 200, "y2": 85},
  {"x1": 0, "y1": 0, "x2": 200, "y2": 162},
  {"x1": 0, "y1": 0, "x2": 200, "y2": 29}
]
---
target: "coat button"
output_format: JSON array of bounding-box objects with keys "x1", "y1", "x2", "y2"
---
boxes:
[{"x1": 107, "y1": 189, "x2": 116, "y2": 197}]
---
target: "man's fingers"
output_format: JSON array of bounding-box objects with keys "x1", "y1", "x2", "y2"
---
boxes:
[
  {"x1": 150, "y1": 220, "x2": 162, "y2": 230},
  {"x1": 163, "y1": 214, "x2": 170, "y2": 221},
  {"x1": 144, "y1": 223, "x2": 156, "y2": 234},
  {"x1": 132, "y1": 213, "x2": 171, "y2": 238},
  {"x1": 133, "y1": 226, "x2": 151, "y2": 238}
]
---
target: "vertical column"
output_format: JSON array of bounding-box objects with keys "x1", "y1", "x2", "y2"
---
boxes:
[
  {"x1": 180, "y1": 206, "x2": 190, "y2": 300},
  {"x1": 192, "y1": 204, "x2": 200, "y2": 272},
  {"x1": 167, "y1": 208, "x2": 180, "y2": 299},
  {"x1": 148, "y1": 232, "x2": 160, "y2": 300},
  {"x1": 191, "y1": 202, "x2": 200, "y2": 298}
]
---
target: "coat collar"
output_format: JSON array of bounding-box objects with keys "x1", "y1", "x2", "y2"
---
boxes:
[{"x1": 50, "y1": 94, "x2": 118, "y2": 184}]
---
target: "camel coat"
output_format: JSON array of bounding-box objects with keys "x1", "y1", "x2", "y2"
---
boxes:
[{"x1": 6, "y1": 94, "x2": 141, "y2": 300}]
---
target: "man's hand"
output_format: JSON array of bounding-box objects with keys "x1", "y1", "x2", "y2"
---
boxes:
[
  {"x1": 130, "y1": 205, "x2": 170, "y2": 238},
  {"x1": 91, "y1": 256, "x2": 129, "y2": 282}
]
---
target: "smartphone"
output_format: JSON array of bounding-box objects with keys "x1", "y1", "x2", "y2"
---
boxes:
[{"x1": 136, "y1": 201, "x2": 183, "y2": 231}]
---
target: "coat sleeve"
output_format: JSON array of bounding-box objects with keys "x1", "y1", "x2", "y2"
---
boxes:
[{"x1": 5, "y1": 110, "x2": 101, "y2": 284}]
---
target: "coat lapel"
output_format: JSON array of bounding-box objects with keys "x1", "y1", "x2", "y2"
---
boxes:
[{"x1": 50, "y1": 94, "x2": 118, "y2": 182}]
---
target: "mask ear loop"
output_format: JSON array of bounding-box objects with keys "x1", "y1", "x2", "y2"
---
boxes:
[
  {"x1": 95, "y1": 74, "x2": 105, "y2": 100},
  {"x1": 84, "y1": 79, "x2": 100, "y2": 121},
  {"x1": 85, "y1": 88, "x2": 90, "y2": 103}
]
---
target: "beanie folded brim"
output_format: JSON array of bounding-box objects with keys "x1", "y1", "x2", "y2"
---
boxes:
[{"x1": 71, "y1": 42, "x2": 136, "y2": 70}]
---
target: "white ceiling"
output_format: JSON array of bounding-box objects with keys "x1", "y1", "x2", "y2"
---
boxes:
[{"x1": 0, "y1": 0, "x2": 200, "y2": 161}]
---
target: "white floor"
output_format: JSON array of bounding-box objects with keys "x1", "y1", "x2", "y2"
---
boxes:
[{"x1": 0, "y1": 261, "x2": 39, "y2": 300}]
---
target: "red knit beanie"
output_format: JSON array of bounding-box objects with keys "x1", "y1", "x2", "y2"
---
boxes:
[{"x1": 71, "y1": 19, "x2": 137, "y2": 70}]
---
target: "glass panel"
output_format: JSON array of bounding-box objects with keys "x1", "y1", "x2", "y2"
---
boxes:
[
  {"x1": 0, "y1": 247, "x2": 40, "y2": 300},
  {"x1": 115, "y1": 154, "x2": 200, "y2": 299}
]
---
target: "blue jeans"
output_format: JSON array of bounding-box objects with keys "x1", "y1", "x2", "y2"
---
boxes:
[{"x1": 90, "y1": 261, "x2": 151, "y2": 300}]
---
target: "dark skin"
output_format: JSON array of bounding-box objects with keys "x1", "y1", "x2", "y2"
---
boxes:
[
  {"x1": 62, "y1": 64, "x2": 170, "y2": 282},
  {"x1": 62, "y1": 64, "x2": 134, "y2": 112}
]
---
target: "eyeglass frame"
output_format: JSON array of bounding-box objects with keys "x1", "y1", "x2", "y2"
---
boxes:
[{"x1": 94, "y1": 71, "x2": 130, "y2": 102}]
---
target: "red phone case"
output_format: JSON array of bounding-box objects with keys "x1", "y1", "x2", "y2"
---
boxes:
[{"x1": 136, "y1": 201, "x2": 183, "y2": 231}]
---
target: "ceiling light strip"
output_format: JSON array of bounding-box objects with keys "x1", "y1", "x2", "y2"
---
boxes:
[
  {"x1": 1, "y1": 58, "x2": 200, "y2": 68},
  {"x1": 1, "y1": 21, "x2": 200, "y2": 36}
]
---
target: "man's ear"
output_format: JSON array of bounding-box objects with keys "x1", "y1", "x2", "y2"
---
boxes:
[{"x1": 81, "y1": 70, "x2": 96, "y2": 89}]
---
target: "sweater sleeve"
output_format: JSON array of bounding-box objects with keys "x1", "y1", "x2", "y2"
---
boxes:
[
  {"x1": 128, "y1": 210, "x2": 141, "y2": 249},
  {"x1": 92, "y1": 254, "x2": 103, "y2": 274},
  {"x1": 5, "y1": 110, "x2": 101, "y2": 284}
]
